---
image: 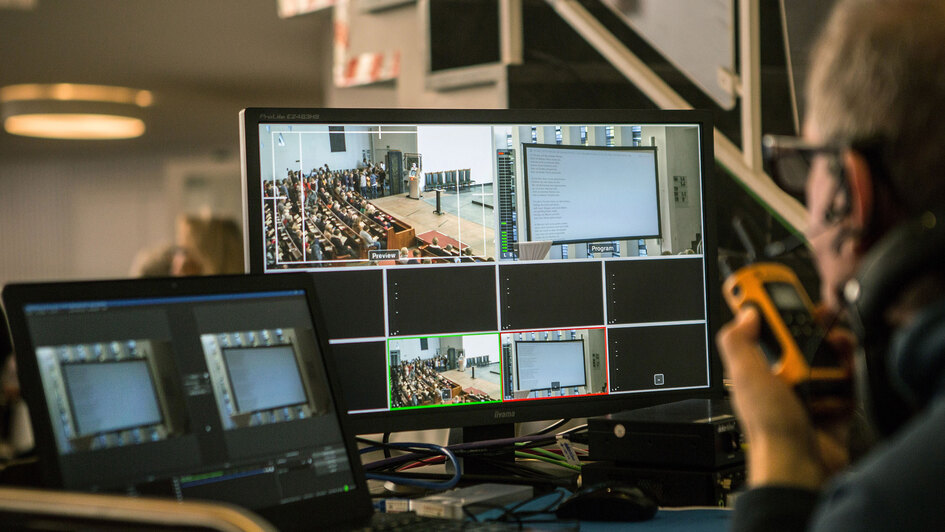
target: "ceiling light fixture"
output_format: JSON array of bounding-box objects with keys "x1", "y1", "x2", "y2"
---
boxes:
[{"x1": 0, "y1": 83, "x2": 153, "y2": 140}]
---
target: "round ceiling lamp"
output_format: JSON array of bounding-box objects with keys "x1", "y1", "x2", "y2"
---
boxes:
[{"x1": 0, "y1": 83, "x2": 153, "y2": 140}]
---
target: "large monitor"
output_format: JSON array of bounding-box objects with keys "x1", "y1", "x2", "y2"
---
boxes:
[{"x1": 240, "y1": 108, "x2": 723, "y2": 435}]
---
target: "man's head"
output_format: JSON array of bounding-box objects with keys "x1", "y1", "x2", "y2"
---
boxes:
[{"x1": 803, "y1": 0, "x2": 945, "y2": 310}]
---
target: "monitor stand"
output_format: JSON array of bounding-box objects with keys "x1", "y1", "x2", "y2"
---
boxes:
[{"x1": 448, "y1": 423, "x2": 515, "y2": 476}]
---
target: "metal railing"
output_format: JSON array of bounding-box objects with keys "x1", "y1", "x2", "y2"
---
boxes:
[{"x1": 546, "y1": 0, "x2": 807, "y2": 235}]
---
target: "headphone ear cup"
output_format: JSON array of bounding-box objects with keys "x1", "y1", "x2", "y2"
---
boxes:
[
  {"x1": 844, "y1": 208, "x2": 945, "y2": 434},
  {"x1": 846, "y1": 210, "x2": 945, "y2": 333}
]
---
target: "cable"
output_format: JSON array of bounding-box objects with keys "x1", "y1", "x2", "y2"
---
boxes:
[
  {"x1": 396, "y1": 455, "x2": 445, "y2": 472},
  {"x1": 519, "y1": 445, "x2": 582, "y2": 464},
  {"x1": 382, "y1": 432, "x2": 392, "y2": 459},
  {"x1": 559, "y1": 423, "x2": 588, "y2": 436},
  {"x1": 462, "y1": 488, "x2": 571, "y2": 526},
  {"x1": 370, "y1": 470, "x2": 575, "y2": 490},
  {"x1": 361, "y1": 441, "x2": 461, "y2": 490},
  {"x1": 361, "y1": 433, "x2": 560, "y2": 472},
  {"x1": 532, "y1": 418, "x2": 570, "y2": 435},
  {"x1": 514, "y1": 451, "x2": 581, "y2": 472}
]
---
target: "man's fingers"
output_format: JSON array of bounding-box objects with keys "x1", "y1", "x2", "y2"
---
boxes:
[{"x1": 717, "y1": 307, "x2": 765, "y2": 369}]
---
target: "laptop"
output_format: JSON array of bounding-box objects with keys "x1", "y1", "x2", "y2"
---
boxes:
[{"x1": 2, "y1": 274, "x2": 380, "y2": 531}]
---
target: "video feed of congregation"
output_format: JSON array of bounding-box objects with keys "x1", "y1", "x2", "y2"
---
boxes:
[
  {"x1": 257, "y1": 122, "x2": 703, "y2": 271},
  {"x1": 384, "y1": 328, "x2": 608, "y2": 410},
  {"x1": 388, "y1": 334, "x2": 501, "y2": 409}
]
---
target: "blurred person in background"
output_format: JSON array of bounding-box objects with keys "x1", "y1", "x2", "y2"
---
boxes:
[{"x1": 176, "y1": 215, "x2": 244, "y2": 275}]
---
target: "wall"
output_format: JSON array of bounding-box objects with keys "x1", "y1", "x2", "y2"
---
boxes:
[
  {"x1": 389, "y1": 337, "x2": 441, "y2": 361},
  {"x1": 416, "y1": 125, "x2": 495, "y2": 190},
  {"x1": 264, "y1": 126, "x2": 374, "y2": 182},
  {"x1": 462, "y1": 333, "x2": 501, "y2": 362},
  {"x1": 0, "y1": 156, "x2": 171, "y2": 287},
  {"x1": 369, "y1": 128, "x2": 419, "y2": 167},
  {"x1": 641, "y1": 125, "x2": 670, "y2": 253},
  {"x1": 664, "y1": 126, "x2": 702, "y2": 252}
]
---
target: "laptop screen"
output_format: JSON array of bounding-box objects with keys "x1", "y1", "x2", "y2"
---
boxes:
[{"x1": 4, "y1": 276, "x2": 370, "y2": 528}]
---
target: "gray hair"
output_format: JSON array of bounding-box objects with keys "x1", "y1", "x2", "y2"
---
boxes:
[{"x1": 806, "y1": 0, "x2": 945, "y2": 214}]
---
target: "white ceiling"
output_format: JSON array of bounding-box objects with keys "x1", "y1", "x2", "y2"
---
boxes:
[{"x1": 0, "y1": 0, "x2": 332, "y2": 159}]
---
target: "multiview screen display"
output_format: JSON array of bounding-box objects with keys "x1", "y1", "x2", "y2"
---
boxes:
[{"x1": 243, "y1": 110, "x2": 717, "y2": 426}]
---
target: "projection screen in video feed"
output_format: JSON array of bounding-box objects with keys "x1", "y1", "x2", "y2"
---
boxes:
[
  {"x1": 62, "y1": 360, "x2": 163, "y2": 437},
  {"x1": 515, "y1": 340, "x2": 586, "y2": 391},
  {"x1": 223, "y1": 346, "x2": 308, "y2": 413},
  {"x1": 523, "y1": 144, "x2": 660, "y2": 244}
]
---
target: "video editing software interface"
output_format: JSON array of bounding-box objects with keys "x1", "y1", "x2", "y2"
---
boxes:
[
  {"x1": 21, "y1": 290, "x2": 356, "y2": 510},
  {"x1": 245, "y1": 111, "x2": 715, "y2": 424}
]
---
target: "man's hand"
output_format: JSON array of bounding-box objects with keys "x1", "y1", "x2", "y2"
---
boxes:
[{"x1": 717, "y1": 307, "x2": 849, "y2": 489}]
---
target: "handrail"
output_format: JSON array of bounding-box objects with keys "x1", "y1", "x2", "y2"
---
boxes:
[
  {"x1": 0, "y1": 486, "x2": 277, "y2": 532},
  {"x1": 545, "y1": 0, "x2": 807, "y2": 235}
]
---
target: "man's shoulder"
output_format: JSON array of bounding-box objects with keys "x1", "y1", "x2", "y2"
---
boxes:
[
  {"x1": 855, "y1": 398, "x2": 945, "y2": 477},
  {"x1": 811, "y1": 400, "x2": 945, "y2": 531}
]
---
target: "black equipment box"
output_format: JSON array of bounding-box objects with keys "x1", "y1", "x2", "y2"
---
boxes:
[
  {"x1": 587, "y1": 398, "x2": 743, "y2": 469},
  {"x1": 581, "y1": 461, "x2": 745, "y2": 507}
]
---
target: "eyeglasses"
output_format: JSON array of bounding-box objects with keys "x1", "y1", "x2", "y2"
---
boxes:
[{"x1": 762, "y1": 135, "x2": 845, "y2": 201}]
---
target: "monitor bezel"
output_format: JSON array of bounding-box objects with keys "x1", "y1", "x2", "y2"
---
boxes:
[{"x1": 240, "y1": 107, "x2": 724, "y2": 434}]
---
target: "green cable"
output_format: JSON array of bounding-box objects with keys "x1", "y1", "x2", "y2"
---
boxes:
[
  {"x1": 514, "y1": 451, "x2": 582, "y2": 472},
  {"x1": 515, "y1": 442, "x2": 586, "y2": 461},
  {"x1": 528, "y1": 446, "x2": 575, "y2": 463}
]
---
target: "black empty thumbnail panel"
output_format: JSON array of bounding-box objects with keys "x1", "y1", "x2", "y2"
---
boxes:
[
  {"x1": 386, "y1": 265, "x2": 498, "y2": 336},
  {"x1": 499, "y1": 262, "x2": 604, "y2": 330},
  {"x1": 328, "y1": 341, "x2": 388, "y2": 413},
  {"x1": 608, "y1": 324, "x2": 709, "y2": 392},
  {"x1": 606, "y1": 257, "x2": 705, "y2": 324},
  {"x1": 310, "y1": 270, "x2": 385, "y2": 339}
]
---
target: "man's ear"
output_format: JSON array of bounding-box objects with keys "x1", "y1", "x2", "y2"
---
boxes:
[{"x1": 843, "y1": 150, "x2": 874, "y2": 232}]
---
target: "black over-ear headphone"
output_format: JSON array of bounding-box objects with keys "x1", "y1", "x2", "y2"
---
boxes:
[
  {"x1": 820, "y1": 155, "x2": 860, "y2": 256},
  {"x1": 843, "y1": 207, "x2": 945, "y2": 435},
  {"x1": 824, "y1": 156, "x2": 853, "y2": 224}
]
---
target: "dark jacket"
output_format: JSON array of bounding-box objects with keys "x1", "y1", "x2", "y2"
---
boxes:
[{"x1": 732, "y1": 299, "x2": 945, "y2": 531}]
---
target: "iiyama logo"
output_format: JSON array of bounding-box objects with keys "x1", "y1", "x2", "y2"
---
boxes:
[{"x1": 494, "y1": 410, "x2": 516, "y2": 419}]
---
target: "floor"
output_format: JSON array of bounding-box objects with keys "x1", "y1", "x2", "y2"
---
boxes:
[
  {"x1": 441, "y1": 363, "x2": 502, "y2": 400},
  {"x1": 373, "y1": 185, "x2": 496, "y2": 258}
]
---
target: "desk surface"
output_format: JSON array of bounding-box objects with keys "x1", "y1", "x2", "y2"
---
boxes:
[
  {"x1": 474, "y1": 490, "x2": 731, "y2": 531},
  {"x1": 580, "y1": 508, "x2": 730, "y2": 531}
]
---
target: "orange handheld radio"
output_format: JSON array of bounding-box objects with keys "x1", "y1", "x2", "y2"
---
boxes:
[{"x1": 721, "y1": 219, "x2": 851, "y2": 408}]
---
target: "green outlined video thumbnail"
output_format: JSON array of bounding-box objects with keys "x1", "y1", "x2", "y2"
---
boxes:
[{"x1": 387, "y1": 333, "x2": 501, "y2": 410}]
